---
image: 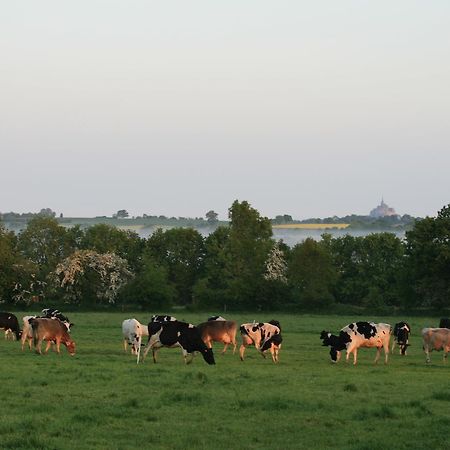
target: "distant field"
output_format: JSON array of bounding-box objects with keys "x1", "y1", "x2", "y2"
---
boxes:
[
  {"x1": 1, "y1": 312, "x2": 448, "y2": 449},
  {"x1": 272, "y1": 223, "x2": 350, "y2": 229}
]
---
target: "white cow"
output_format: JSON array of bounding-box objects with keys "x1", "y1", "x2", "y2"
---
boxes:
[{"x1": 122, "y1": 319, "x2": 149, "y2": 355}]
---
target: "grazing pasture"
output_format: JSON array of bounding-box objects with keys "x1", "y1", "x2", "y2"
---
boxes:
[{"x1": 0, "y1": 312, "x2": 449, "y2": 449}]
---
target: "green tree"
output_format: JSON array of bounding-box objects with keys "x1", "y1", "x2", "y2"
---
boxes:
[
  {"x1": 205, "y1": 210, "x2": 219, "y2": 224},
  {"x1": 17, "y1": 216, "x2": 73, "y2": 279},
  {"x1": 288, "y1": 238, "x2": 337, "y2": 308},
  {"x1": 53, "y1": 250, "x2": 133, "y2": 305},
  {"x1": 0, "y1": 225, "x2": 19, "y2": 303},
  {"x1": 404, "y1": 204, "x2": 450, "y2": 308},
  {"x1": 193, "y1": 226, "x2": 232, "y2": 309},
  {"x1": 323, "y1": 233, "x2": 405, "y2": 307},
  {"x1": 146, "y1": 228, "x2": 205, "y2": 305},
  {"x1": 118, "y1": 256, "x2": 176, "y2": 309},
  {"x1": 225, "y1": 200, "x2": 274, "y2": 309},
  {"x1": 81, "y1": 224, "x2": 144, "y2": 271}
]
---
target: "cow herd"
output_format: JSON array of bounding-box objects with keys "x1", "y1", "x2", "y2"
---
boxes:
[
  {"x1": 1, "y1": 311, "x2": 450, "y2": 366},
  {"x1": 122, "y1": 315, "x2": 283, "y2": 365},
  {"x1": 320, "y1": 319, "x2": 450, "y2": 365}
]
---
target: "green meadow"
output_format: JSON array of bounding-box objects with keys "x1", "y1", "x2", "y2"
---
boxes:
[{"x1": 1, "y1": 312, "x2": 449, "y2": 450}]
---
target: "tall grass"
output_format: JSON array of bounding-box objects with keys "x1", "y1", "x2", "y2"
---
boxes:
[{"x1": 0, "y1": 312, "x2": 448, "y2": 449}]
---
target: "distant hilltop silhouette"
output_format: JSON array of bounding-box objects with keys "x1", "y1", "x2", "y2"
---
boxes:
[{"x1": 369, "y1": 198, "x2": 397, "y2": 218}]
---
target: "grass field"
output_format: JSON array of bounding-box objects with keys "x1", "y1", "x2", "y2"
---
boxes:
[
  {"x1": 272, "y1": 224, "x2": 350, "y2": 230},
  {"x1": 1, "y1": 312, "x2": 449, "y2": 450}
]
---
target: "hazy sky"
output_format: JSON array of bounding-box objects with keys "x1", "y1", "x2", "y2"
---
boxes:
[{"x1": 2, "y1": 1, "x2": 449, "y2": 220}]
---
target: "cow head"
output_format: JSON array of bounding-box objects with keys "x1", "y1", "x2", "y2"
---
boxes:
[
  {"x1": 320, "y1": 330, "x2": 351, "y2": 362},
  {"x1": 200, "y1": 347, "x2": 215, "y2": 365},
  {"x1": 65, "y1": 340, "x2": 76, "y2": 356}
]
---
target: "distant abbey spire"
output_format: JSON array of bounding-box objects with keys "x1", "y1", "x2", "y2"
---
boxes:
[{"x1": 370, "y1": 197, "x2": 397, "y2": 218}]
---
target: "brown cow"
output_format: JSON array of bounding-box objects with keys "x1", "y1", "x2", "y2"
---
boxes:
[
  {"x1": 31, "y1": 318, "x2": 76, "y2": 356},
  {"x1": 422, "y1": 327, "x2": 450, "y2": 363},
  {"x1": 196, "y1": 320, "x2": 237, "y2": 354}
]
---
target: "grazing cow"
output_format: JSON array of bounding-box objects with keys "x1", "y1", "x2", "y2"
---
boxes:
[
  {"x1": 321, "y1": 322, "x2": 391, "y2": 365},
  {"x1": 439, "y1": 318, "x2": 450, "y2": 329},
  {"x1": 30, "y1": 318, "x2": 76, "y2": 356},
  {"x1": 197, "y1": 319, "x2": 237, "y2": 354},
  {"x1": 0, "y1": 312, "x2": 21, "y2": 341},
  {"x1": 392, "y1": 322, "x2": 411, "y2": 355},
  {"x1": 142, "y1": 321, "x2": 215, "y2": 365},
  {"x1": 41, "y1": 308, "x2": 74, "y2": 331},
  {"x1": 122, "y1": 319, "x2": 149, "y2": 355},
  {"x1": 239, "y1": 320, "x2": 282, "y2": 363},
  {"x1": 422, "y1": 328, "x2": 450, "y2": 363}
]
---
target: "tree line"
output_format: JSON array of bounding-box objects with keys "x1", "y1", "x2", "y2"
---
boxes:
[{"x1": 0, "y1": 200, "x2": 448, "y2": 312}]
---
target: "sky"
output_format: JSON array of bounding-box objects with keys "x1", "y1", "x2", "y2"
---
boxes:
[{"x1": 1, "y1": 1, "x2": 449, "y2": 220}]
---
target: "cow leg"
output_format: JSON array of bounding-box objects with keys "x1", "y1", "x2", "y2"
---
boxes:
[
  {"x1": 384, "y1": 342, "x2": 390, "y2": 364},
  {"x1": 424, "y1": 346, "x2": 431, "y2": 363},
  {"x1": 43, "y1": 340, "x2": 52, "y2": 354},
  {"x1": 345, "y1": 350, "x2": 351, "y2": 364},
  {"x1": 21, "y1": 333, "x2": 27, "y2": 351},
  {"x1": 221, "y1": 343, "x2": 228, "y2": 354},
  {"x1": 142, "y1": 335, "x2": 158, "y2": 362},
  {"x1": 123, "y1": 338, "x2": 128, "y2": 353},
  {"x1": 352, "y1": 349, "x2": 358, "y2": 365},
  {"x1": 239, "y1": 344, "x2": 247, "y2": 361},
  {"x1": 35, "y1": 338, "x2": 43, "y2": 355},
  {"x1": 56, "y1": 338, "x2": 61, "y2": 354},
  {"x1": 374, "y1": 347, "x2": 382, "y2": 364},
  {"x1": 183, "y1": 350, "x2": 194, "y2": 365},
  {"x1": 270, "y1": 345, "x2": 277, "y2": 363}
]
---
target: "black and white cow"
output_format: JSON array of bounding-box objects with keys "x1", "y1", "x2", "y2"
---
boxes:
[
  {"x1": 439, "y1": 318, "x2": 450, "y2": 329},
  {"x1": 41, "y1": 308, "x2": 74, "y2": 331},
  {"x1": 150, "y1": 315, "x2": 177, "y2": 323},
  {"x1": 239, "y1": 320, "x2": 282, "y2": 363},
  {"x1": 0, "y1": 312, "x2": 21, "y2": 340},
  {"x1": 321, "y1": 322, "x2": 391, "y2": 365},
  {"x1": 142, "y1": 321, "x2": 215, "y2": 365},
  {"x1": 392, "y1": 322, "x2": 411, "y2": 355}
]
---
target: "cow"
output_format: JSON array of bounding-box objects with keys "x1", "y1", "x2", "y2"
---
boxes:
[
  {"x1": 239, "y1": 320, "x2": 282, "y2": 363},
  {"x1": 142, "y1": 320, "x2": 215, "y2": 365},
  {"x1": 391, "y1": 321, "x2": 411, "y2": 355},
  {"x1": 30, "y1": 318, "x2": 76, "y2": 356},
  {"x1": 439, "y1": 318, "x2": 450, "y2": 329},
  {"x1": 422, "y1": 328, "x2": 450, "y2": 363},
  {"x1": 0, "y1": 312, "x2": 21, "y2": 341},
  {"x1": 41, "y1": 308, "x2": 74, "y2": 331},
  {"x1": 196, "y1": 319, "x2": 237, "y2": 354},
  {"x1": 122, "y1": 318, "x2": 149, "y2": 355},
  {"x1": 320, "y1": 322, "x2": 391, "y2": 365}
]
